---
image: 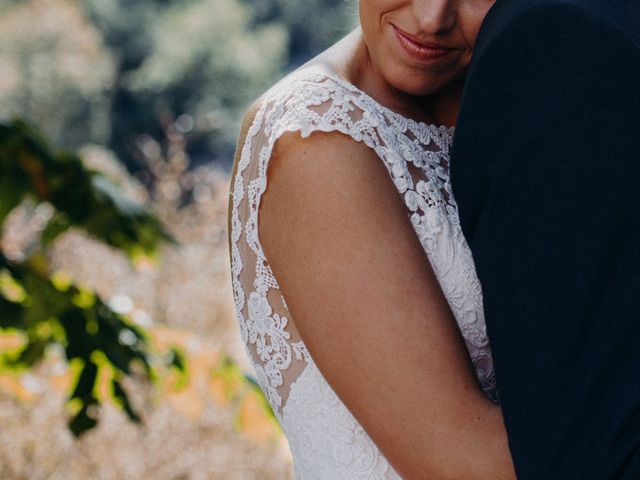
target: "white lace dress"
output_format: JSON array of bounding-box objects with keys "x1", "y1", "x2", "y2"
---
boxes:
[{"x1": 229, "y1": 68, "x2": 497, "y2": 479}]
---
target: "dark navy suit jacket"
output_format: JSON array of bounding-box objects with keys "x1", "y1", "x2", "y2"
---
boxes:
[{"x1": 450, "y1": 1, "x2": 640, "y2": 478}]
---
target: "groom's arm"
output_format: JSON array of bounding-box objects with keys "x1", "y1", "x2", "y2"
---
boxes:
[{"x1": 452, "y1": 4, "x2": 640, "y2": 479}]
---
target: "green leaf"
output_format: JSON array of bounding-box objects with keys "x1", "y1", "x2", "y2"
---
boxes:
[
  {"x1": 165, "y1": 346, "x2": 188, "y2": 389},
  {"x1": 68, "y1": 399, "x2": 99, "y2": 437},
  {"x1": 0, "y1": 176, "x2": 25, "y2": 225},
  {"x1": 0, "y1": 297, "x2": 23, "y2": 329},
  {"x1": 60, "y1": 309, "x2": 95, "y2": 360},
  {"x1": 0, "y1": 268, "x2": 28, "y2": 303},
  {"x1": 112, "y1": 378, "x2": 141, "y2": 423},
  {"x1": 167, "y1": 346, "x2": 186, "y2": 373},
  {"x1": 21, "y1": 273, "x2": 72, "y2": 327},
  {"x1": 7, "y1": 336, "x2": 48, "y2": 368},
  {"x1": 41, "y1": 212, "x2": 72, "y2": 246},
  {"x1": 70, "y1": 359, "x2": 98, "y2": 401}
]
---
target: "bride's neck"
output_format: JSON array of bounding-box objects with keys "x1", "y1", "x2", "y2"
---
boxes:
[
  {"x1": 326, "y1": 30, "x2": 464, "y2": 128},
  {"x1": 425, "y1": 80, "x2": 464, "y2": 128}
]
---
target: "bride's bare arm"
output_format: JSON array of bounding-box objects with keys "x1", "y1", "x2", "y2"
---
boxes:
[{"x1": 259, "y1": 129, "x2": 515, "y2": 480}]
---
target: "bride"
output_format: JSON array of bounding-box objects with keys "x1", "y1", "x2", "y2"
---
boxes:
[{"x1": 229, "y1": 1, "x2": 515, "y2": 478}]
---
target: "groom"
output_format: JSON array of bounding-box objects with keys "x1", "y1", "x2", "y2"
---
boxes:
[{"x1": 450, "y1": 0, "x2": 640, "y2": 478}]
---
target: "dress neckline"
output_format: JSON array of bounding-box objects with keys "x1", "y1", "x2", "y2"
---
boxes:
[{"x1": 287, "y1": 66, "x2": 456, "y2": 139}]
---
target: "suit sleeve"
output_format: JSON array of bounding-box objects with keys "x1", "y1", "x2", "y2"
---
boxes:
[{"x1": 451, "y1": 5, "x2": 640, "y2": 479}]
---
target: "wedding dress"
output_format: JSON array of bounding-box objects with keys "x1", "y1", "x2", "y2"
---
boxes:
[{"x1": 229, "y1": 67, "x2": 497, "y2": 479}]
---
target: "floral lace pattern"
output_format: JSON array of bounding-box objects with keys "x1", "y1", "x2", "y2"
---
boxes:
[
  {"x1": 283, "y1": 362, "x2": 400, "y2": 480},
  {"x1": 229, "y1": 69, "x2": 496, "y2": 479}
]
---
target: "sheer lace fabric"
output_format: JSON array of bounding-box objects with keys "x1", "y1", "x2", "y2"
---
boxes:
[{"x1": 229, "y1": 69, "x2": 496, "y2": 479}]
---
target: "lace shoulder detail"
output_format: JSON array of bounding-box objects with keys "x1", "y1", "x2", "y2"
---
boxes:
[{"x1": 230, "y1": 70, "x2": 383, "y2": 416}]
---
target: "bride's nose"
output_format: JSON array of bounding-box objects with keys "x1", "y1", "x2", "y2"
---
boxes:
[{"x1": 412, "y1": 0, "x2": 457, "y2": 34}]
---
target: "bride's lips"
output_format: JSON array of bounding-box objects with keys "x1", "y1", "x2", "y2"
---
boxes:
[{"x1": 392, "y1": 25, "x2": 455, "y2": 62}]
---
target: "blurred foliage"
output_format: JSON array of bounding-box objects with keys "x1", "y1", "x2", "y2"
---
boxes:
[
  {"x1": 0, "y1": 119, "x2": 181, "y2": 436},
  {"x1": 251, "y1": 0, "x2": 356, "y2": 64},
  {"x1": 0, "y1": 120, "x2": 174, "y2": 256},
  {"x1": 0, "y1": 0, "x2": 354, "y2": 445},
  {"x1": 211, "y1": 355, "x2": 278, "y2": 428},
  {"x1": 0, "y1": 0, "x2": 116, "y2": 151},
  {"x1": 0, "y1": 0, "x2": 355, "y2": 172}
]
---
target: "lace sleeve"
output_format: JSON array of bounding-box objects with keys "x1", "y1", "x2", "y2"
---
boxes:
[
  {"x1": 229, "y1": 71, "x2": 401, "y2": 417},
  {"x1": 230, "y1": 70, "x2": 496, "y2": 421}
]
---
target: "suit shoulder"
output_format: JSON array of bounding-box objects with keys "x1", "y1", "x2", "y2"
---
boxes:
[
  {"x1": 485, "y1": 0, "x2": 633, "y2": 40},
  {"x1": 470, "y1": 0, "x2": 640, "y2": 79}
]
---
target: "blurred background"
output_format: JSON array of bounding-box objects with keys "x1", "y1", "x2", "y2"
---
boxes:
[{"x1": 0, "y1": 0, "x2": 355, "y2": 478}]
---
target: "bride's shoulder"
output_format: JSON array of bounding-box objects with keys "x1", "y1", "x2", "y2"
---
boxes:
[
  {"x1": 238, "y1": 65, "x2": 364, "y2": 138},
  {"x1": 231, "y1": 62, "x2": 377, "y2": 187}
]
